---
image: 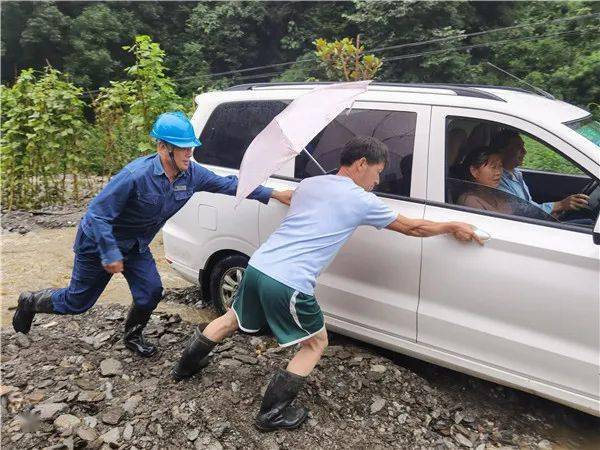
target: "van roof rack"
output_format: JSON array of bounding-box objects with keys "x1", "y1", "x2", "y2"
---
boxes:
[{"x1": 225, "y1": 82, "x2": 508, "y2": 102}]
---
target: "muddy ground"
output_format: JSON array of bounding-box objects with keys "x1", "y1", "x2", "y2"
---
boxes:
[
  {"x1": 1, "y1": 208, "x2": 599, "y2": 449},
  {"x1": 0, "y1": 207, "x2": 213, "y2": 327}
]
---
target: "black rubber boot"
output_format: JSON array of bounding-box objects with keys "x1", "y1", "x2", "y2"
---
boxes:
[
  {"x1": 255, "y1": 368, "x2": 308, "y2": 432},
  {"x1": 171, "y1": 327, "x2": 216, "y2": 381},
  {"x1": 123, "y1": 305, "x2": 157, "y2": 358},
  {"x1": 12, "y1": 289, "x2": 56, "y2": 334}
]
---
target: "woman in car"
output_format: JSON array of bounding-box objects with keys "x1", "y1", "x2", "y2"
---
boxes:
[{"x1": 457, "y1": 146, "x2": 512, "y2": 214}]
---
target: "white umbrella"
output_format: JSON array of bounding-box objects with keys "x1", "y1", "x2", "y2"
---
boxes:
[{"x1": 235, "y1": 80, "x2": 371, "y2": 205}]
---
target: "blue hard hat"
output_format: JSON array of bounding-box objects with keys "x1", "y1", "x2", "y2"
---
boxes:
[{"x1": 149, "y1": 111, "x2": 201, "y2": 148}]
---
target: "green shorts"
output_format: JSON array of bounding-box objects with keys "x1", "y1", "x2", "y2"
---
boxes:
[{"x1": 231, "y1": 265, "x2": 325, "y2": 347}]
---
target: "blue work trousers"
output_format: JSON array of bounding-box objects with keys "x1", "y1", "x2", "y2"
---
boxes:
[{"x1": 51, "y1": 227, "x2": 163, "y2": 314}]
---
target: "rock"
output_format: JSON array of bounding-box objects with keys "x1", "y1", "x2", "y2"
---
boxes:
[
  {"x1": 209, "y1": 421, "x2": 230, "y2": 438},
  {"x1": 4, "y1": 344, "x2": 19, "y2": 354},
  {"x1": 370, "y1": 397, "x2": 386, "y2": 414},
  {"x1": 0, "y1": 385, "x2": 19, "y2": 396},
  {"x1": 336, "y1": 350, "x2": 352, "y2": 359},
  {"x1": 123, "y1": 422, "x2": 134, "y2": 440},
  {"x1": 45, "y1": 392, "x2": 69, "y2": 403},
  {"x1": 15, "y1": 333, "x2": 31, "y2": 348},
  {"x1": 77, "y1": 426, "x2": 98, "y2": 442},
  {"x1": 187, "y1": 428, "x2": 200, "y2": 441},
  {"x1": 454, "y1": 411, "x2": 464, "y2": 424},
  {"x1": 42, "y1": 436, "x2": 74, "y2": 449},
  {"x1": 100, "y1": 358, "x2": 123, "y2": 377},
  {"x1": 455, "y1": 433, "x2": 473, "y2": 448},
  {"x1": 100, "y1": 427, "x2": 120, "y2": 445},
  {"x1": 123, "y1": 394, "x2": 142, "y2": 414},
  {"x1": 93, "y1": 331, "x2": 113, "y2": 348},
  {"x1": 232, "y1": 354, "x2": 258, "y2": 364},
  {"x1": 101, "y1": 406, "x2": 124, "y2": 425},
  {"x1": 33, "y1": 402, "x2": 68, "y2": 420},
  {"x1": 83, "y1": 416, "x2": 98, "y2": 428},
  {"x1": 218, "y1": 358, "x2": 242, "y2": 368},
  {"x1": 398, "y1": 413, "x2": 408, "y2": 424},
  {"x1": 537, "y1": 440, "x2": 553, "y2": 449},
  {"x1": 370, "y1": 364, "x2": 387, "y2": 373},
  {"x1": 77, "y1": 390, "x2": 105, "y2": 402},
  {"x1": 54, "y1": 414, "x2": 81, "y2": 433},
  {"x1": 195, "y1": 434, "x2": 223, "y2": 450},
  {"x1": 159, "y1": 333, "x2": 180, "y2": 346}
]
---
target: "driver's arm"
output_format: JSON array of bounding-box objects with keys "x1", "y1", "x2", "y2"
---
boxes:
[{"x1": 551, "y1": 194, "x2": 590, "y2": 215}]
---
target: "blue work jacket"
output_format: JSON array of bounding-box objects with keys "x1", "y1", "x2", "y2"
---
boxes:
[{"x1": 80, "y1": 154, "x2": 273, "y2": 265}]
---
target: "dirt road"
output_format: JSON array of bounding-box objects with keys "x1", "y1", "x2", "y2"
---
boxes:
[{"x1": 0, "y1": 227, "x2": 214, "y2": 327}]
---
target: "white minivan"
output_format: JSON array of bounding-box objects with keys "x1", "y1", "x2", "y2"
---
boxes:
[{"x1": 163, "y1": 83, "x2": 600, "y2": 416}]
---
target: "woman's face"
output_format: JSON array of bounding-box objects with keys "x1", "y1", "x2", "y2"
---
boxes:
[{"x1": 470, "y1": 153, "x2": 503, "y2": 188}]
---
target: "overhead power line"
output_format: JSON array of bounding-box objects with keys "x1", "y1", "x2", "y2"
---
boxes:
[
  {"x1": 79, "y1": 12, "x2": 599, "y2": 98},
  {"x1": 186, "y1": 26, "x2": 598, "y2": 83}
]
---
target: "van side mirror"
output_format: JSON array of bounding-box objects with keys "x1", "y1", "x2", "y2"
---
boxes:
[{"x1": 594, "y1": 215, "x2": 600, "y2": 245}]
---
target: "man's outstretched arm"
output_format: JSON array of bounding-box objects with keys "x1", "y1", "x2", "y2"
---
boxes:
[
  {"x1": 385, "y1": 214, "x2": 484, "y2": 245},
  {"x1": 195, "y1": 164, "x2": 292, "y2": 205}
]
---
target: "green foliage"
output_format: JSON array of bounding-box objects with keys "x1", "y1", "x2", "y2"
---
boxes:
[
  {"x1": 63, "y1": 4, "x2": 137, "y2": 89},
  {"x1": 92, "y1": 35, "x2": 186, "y2": 174},
  {"x1": 522, "y1": 136, "x2": 583, "y2": 175},
  {"x1": 1, "y1": 2, "x2": 598, "y2": 209},
  {"x1": 1, "y1": 67, "x2": 87, "y2": 209},
  {"x1": 1, "y1": 35, "x2": 187, "y2": 209},
  {"x1": 314, "y1": 36, "x2": 382, "y2": 81}
]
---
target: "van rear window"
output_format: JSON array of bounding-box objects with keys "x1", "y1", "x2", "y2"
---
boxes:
[{"x1": 194, "y1": 101, "x2": 288, "y2": 169}]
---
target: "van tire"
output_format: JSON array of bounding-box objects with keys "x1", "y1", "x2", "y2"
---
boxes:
[{"x1": 209, "y1": 254, "x2": 249, "y2": 315}]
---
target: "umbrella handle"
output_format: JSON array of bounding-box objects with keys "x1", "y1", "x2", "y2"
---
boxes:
[{"x1": 302, "y1": 147, "x2": 327, "y2": 175}]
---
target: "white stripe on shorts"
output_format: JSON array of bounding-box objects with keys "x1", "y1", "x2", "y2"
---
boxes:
[{"x1": 289, "y1": 290, "x2": 310, "y2": 336}]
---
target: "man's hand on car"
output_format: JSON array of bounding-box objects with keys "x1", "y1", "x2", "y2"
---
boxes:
[
  {"x1": 271, "y1": 190, "x2": 294, "y2": 206},
  {"x1": 103, "y1": 260, "x2": 124, "y2": 274},
  {"x1": 449, "y1": 222, "x2": 484, "y2": 245}
]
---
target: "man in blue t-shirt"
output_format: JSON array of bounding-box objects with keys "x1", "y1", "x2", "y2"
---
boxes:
[
  {"x1": 492, "y1": 130, "x2": 589, "y2": 215},
  {"x1": 172, "y1": 136, "x2": 481, "y2": 431}
]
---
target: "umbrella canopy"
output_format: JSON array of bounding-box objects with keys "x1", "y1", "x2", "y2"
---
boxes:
[{"x1": 235, "y1": 81, "x2": 371, "y2": 205}]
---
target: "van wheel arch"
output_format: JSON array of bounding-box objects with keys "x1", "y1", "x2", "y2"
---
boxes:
[{"x1": 201, "y1": 250, "x2": 249, "y2": 313}]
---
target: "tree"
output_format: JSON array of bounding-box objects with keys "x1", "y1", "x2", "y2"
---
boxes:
[
  {"x1": 314, "y1": 36, "x2": 382, "y2": 81},
  {"x1": 63, "y1": 4, "x2": 139, "y2": 89},
  {"x1": 18, "y1": 3, "x2": 70, "y2": 70}
]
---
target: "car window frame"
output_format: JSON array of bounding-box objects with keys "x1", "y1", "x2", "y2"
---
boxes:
[
  {"x1": 274, "y1": 102, "x2": 431, "y2": 200},
  {"x1": 428, "y1": 107, "x2": 599, "y2": 235}
]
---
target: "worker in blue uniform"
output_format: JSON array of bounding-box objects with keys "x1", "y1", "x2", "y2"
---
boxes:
[{"x1": 12, "y1": 111, "x2": 292, "y2": 357}]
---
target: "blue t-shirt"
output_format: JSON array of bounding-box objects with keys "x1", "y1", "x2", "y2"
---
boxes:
[{"x1": 249, "y1": 175, "x2": 397, "y2": 295}]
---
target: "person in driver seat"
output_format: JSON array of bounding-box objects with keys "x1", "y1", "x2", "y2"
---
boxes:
[
  {"x1": 491, "y1": 130, "x2": 589, "y2": 216},
  {"x1": 457, "y1": 146, "x2": 512, "y2": 214}
]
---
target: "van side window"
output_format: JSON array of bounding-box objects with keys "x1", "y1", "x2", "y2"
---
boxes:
[
  {"x1": 195, "y1": 101, "x2": 288, "y2": 169},
  {"x1": 445, "y1": 116, "x2": 597, "y2": 229},
  {"x1": 295, "y1": 109, "x2": 417, "y2": 197}
]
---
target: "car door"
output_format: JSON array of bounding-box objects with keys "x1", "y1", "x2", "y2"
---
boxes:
[
  {"x1": 259, "y1": 103, "x2": 430, "y2": 342},
  {"x1": 419, "y1": 106, "x2": 600, "y2": 409}
]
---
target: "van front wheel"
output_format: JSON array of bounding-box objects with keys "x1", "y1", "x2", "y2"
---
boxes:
[{"x1": 209, "y1": 254, "x2": 249, "y2": 315}]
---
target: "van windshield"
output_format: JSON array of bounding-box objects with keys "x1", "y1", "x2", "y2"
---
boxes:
[{"x1": 567, "y1": 117, "x2": 600, "y2": 147}]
